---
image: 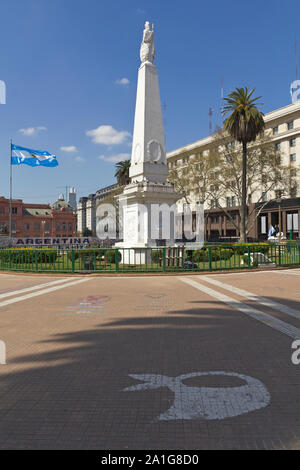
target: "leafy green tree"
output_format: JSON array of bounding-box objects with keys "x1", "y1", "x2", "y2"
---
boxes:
[
  {"x1": 223, "y1": 87, "x2": 265, "y2": 241},
  {"x1": 169, "y1": 130, "x2": 293, "y2": 239},
  {"x1": 83, "y1": 228, "x2": 93, "y2": 237}
]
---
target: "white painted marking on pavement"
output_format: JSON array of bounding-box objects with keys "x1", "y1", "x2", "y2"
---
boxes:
[
  {"x1": 0, "y1": 278, "x2": 89, "y2": 308},
  {"x1": 124, "y1": 371, "x2": 270, "y2": 421},
  {"x1": 272, "y1": 271, "x2": 300, "y2": 276},
  {"x1": 0, "y1": 340, "x2": 6, "y2": 365},
  {"x1": 0, "y1": 278, "x2": 76, "y2": 300},
  {"x1": 200, "y1": 275, "x2": 300, "y2": 321},
  {"x1": 180, "y1": 277, "x2": 300, "y2": 339}
]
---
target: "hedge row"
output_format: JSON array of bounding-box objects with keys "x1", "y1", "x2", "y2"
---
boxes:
[
  {"x1": 151, "y1": 243, "x2": 271, "y2": 264},
  {"x1": 67, "y1": 248, "x2": 122, "y2": 264},
  {"x1": 0, "y1": 249, "x2": 58, "y2": 264}
]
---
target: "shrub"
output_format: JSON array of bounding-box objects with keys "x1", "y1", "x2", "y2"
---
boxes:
[
  {"x1": 191, "y1": 248, "x2": 220, "y2": 262},
  {"x1": 151, "y1": 250, "x2": 162, "y2": 263},
  {"x1": 219, "y1": 248, "x2": 234, "y2": 260},
  {"x1": 232, "y1": 243, "x2": 270, "y2": 255},
  {"x1": 104, "y1": 249, "x2": 121, "y2": 264},
  {"x1": 242, "y1": 254, "x2": 258, "y2": 268},
  {"x1": 67, "y1": 248, "x2": 105, "y2": 262},
  {"x1": 0, "y1": 249, "x2": 58, "y2": 265}
]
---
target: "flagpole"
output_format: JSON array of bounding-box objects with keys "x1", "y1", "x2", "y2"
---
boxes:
[{"x1": 9, "y1": 139, "x2": 12, "y2": 238}]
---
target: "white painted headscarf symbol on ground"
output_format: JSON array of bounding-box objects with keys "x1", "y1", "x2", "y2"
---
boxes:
[{"x1": 123, "y1": 371, "x2": 270, "y2": 421}]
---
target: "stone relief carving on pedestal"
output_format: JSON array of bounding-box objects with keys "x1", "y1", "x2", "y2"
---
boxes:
[{"x1": 147, "y1": 140, "x2": 164, "y2": 163}]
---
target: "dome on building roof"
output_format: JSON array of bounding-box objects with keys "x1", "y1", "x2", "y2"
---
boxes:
[{"x1": 52, "y1": 198, "x2": 73, "y2": 211}]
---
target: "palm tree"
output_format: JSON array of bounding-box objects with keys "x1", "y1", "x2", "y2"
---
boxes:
[
  {"x1": 223, "y1": 87, "x2": 265, "y2": 242},
  {"x1": 115, "y1": 160, "x2": 130, "y2": 185}
]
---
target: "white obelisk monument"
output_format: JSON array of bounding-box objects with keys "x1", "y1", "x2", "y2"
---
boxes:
[{"x1": 116, "y1": 22, "x2": 180, "y2": 262}]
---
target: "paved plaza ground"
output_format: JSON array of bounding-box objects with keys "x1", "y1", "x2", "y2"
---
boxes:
[{"x1": 0, "y1": 268, "x2": 300, "y2": 449}]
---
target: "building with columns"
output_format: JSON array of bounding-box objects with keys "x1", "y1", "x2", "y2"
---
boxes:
[{"x1": 167, "y1": 101, "x2": 300, "y2": 241}]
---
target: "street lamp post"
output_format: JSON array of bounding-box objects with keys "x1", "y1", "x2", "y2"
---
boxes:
[
  {"x1": 41, "y1": 220, "x2": 45, "y2": 239},
  {"x1": 278, "y1": 203, "x2": 282, "y2": 244},
  {"x1": 276, "y1": 193, "x2": 282, "y2": 244}
]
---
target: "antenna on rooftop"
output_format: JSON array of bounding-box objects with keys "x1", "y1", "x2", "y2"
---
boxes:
[
  {"x1": 221, "y1": 77, "x2": 224, "y2": 118},
  {"x1": 209, "y1": 107, "x2": 214, "y2": 135},
  {"x1": 295, "y1": 40, "x2": 298, "y2": 82}
]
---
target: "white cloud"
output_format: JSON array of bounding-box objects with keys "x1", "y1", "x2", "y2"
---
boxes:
[
  {"x1": 60, "y1": 145, "x2": 77, "y2": 152},
  {"x1": 75, "y1": 156, "x2": 85, "y2": 163},
  {"x1": 115, "y1": 78, "x2": 130, "y2": 86},
  {"x1": 98, "y1": 153, "x2": 130, "y2": 163},
  {"x1": 86, "y1": 125, "x2": 131, "y2": 146},
  {"x1": 19, "y1": 126, "x2": 47, "y2": 136}
]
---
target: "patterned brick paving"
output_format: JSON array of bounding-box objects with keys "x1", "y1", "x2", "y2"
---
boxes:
[{"x1": 0, "y1": 271, "x2": 299, "y2": 449}]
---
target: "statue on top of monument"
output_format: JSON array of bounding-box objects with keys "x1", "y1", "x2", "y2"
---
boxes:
[{"x1": 140, "y1": 21, "x2": 155, "y2": 64}]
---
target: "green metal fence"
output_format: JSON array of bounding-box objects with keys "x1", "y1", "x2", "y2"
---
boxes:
[{"x1": 0, "y1": 243, "x2": 299, "y2": 273}]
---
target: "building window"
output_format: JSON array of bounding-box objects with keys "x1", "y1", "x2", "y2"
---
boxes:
[
  {"x1": 24, "y1": 223, "x2": 30, "y2": 230},
  {"x1": 290, "y1": 153, "x2": 297, "y2": 162},
  {"x1": 261, "y1": 215, "x2": 267, "y2": 234},
  {"x1": 248, "y1": 194, "x2": 252, "y2": 204},
  {"x1": 290, "y1": 138, "x2": 296, "y2": 147},
  {"x1": 45, "y1": 223, "x2": 50, "y2": 231},
  {"x1": 62, "y1": 223, "x2": 66, "y2": 231},
  {"x1": 12, "y1": 207, "x2": 18, "y2": 214},
  {"x1": 56, "y1": 223, "x2": 60, "y2": 231},
  {"x1": 288, "y1": 121, "x2": 294, "y2": 130},
  {"x1": 291, "y1": 186, "x2": 297, "y2": 198},
  {"x1": 275, "y1": 143, "x2": 281, "y2": 151},
  {"x1": 273, "y1": 127, "x2": 278, "y2": 135},
  {"x1": 226, "y1": 197, "x2": 231, "y2": 207},
  {"x1": 287, "y1": 213, "x2": 299, "y2": 231},
  {"x1": 262, "y1": 192, "x2": 268, "y2": 202},
  {"x1": 68, "y1": 223, "x2": 72, "y2": 231},
  {"x1": 34, "y1": 223, "x2": 40, "y2": 230},
  {"x1": 231, "y1": 196, "x2": 237, "y2": 207},
  {"x1": 11, "y1": 221, "x2": 16, "y2": 230}
]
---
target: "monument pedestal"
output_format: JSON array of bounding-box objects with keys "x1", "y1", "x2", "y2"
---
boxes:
[{"x1": 115, "y1": 181, "x2": 180, "y2": 264}]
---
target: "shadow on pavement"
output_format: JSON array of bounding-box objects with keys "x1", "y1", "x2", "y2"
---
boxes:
[{"x1": 0, "y1": 297, "x2": 299, "y2": 450}]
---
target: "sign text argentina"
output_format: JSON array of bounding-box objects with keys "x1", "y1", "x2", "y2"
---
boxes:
[{"x1": 10, "y1": 237, "x2": 95, "y2": 246}]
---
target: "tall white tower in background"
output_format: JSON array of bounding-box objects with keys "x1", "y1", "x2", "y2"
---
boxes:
[
  {"x1": 115, "y1": 22, "x2": 180, "y2": 262},
  {"x1": 68, "y1": 187, "x2": 77, "y2": 211}
]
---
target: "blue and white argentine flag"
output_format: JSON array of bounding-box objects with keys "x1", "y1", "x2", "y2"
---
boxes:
[
  {"x1": 11, "y1": 144, "x2": 58, "y2": 167},
  {"x1": 268, "y1": 225, "x2": 276, "y2": 237}
]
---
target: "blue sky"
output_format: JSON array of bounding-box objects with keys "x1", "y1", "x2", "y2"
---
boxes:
[{"x1": 0, "y1": 0, "x2": 299, "y2": 203}]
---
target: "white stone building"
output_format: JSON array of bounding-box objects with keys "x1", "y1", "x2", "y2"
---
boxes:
[
  {"x1": 77, "y1": 184, "x2": 119, "y2": 235},
  {"x1": 167, "y1": 101, "x2": 300, "y2": 240}
]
